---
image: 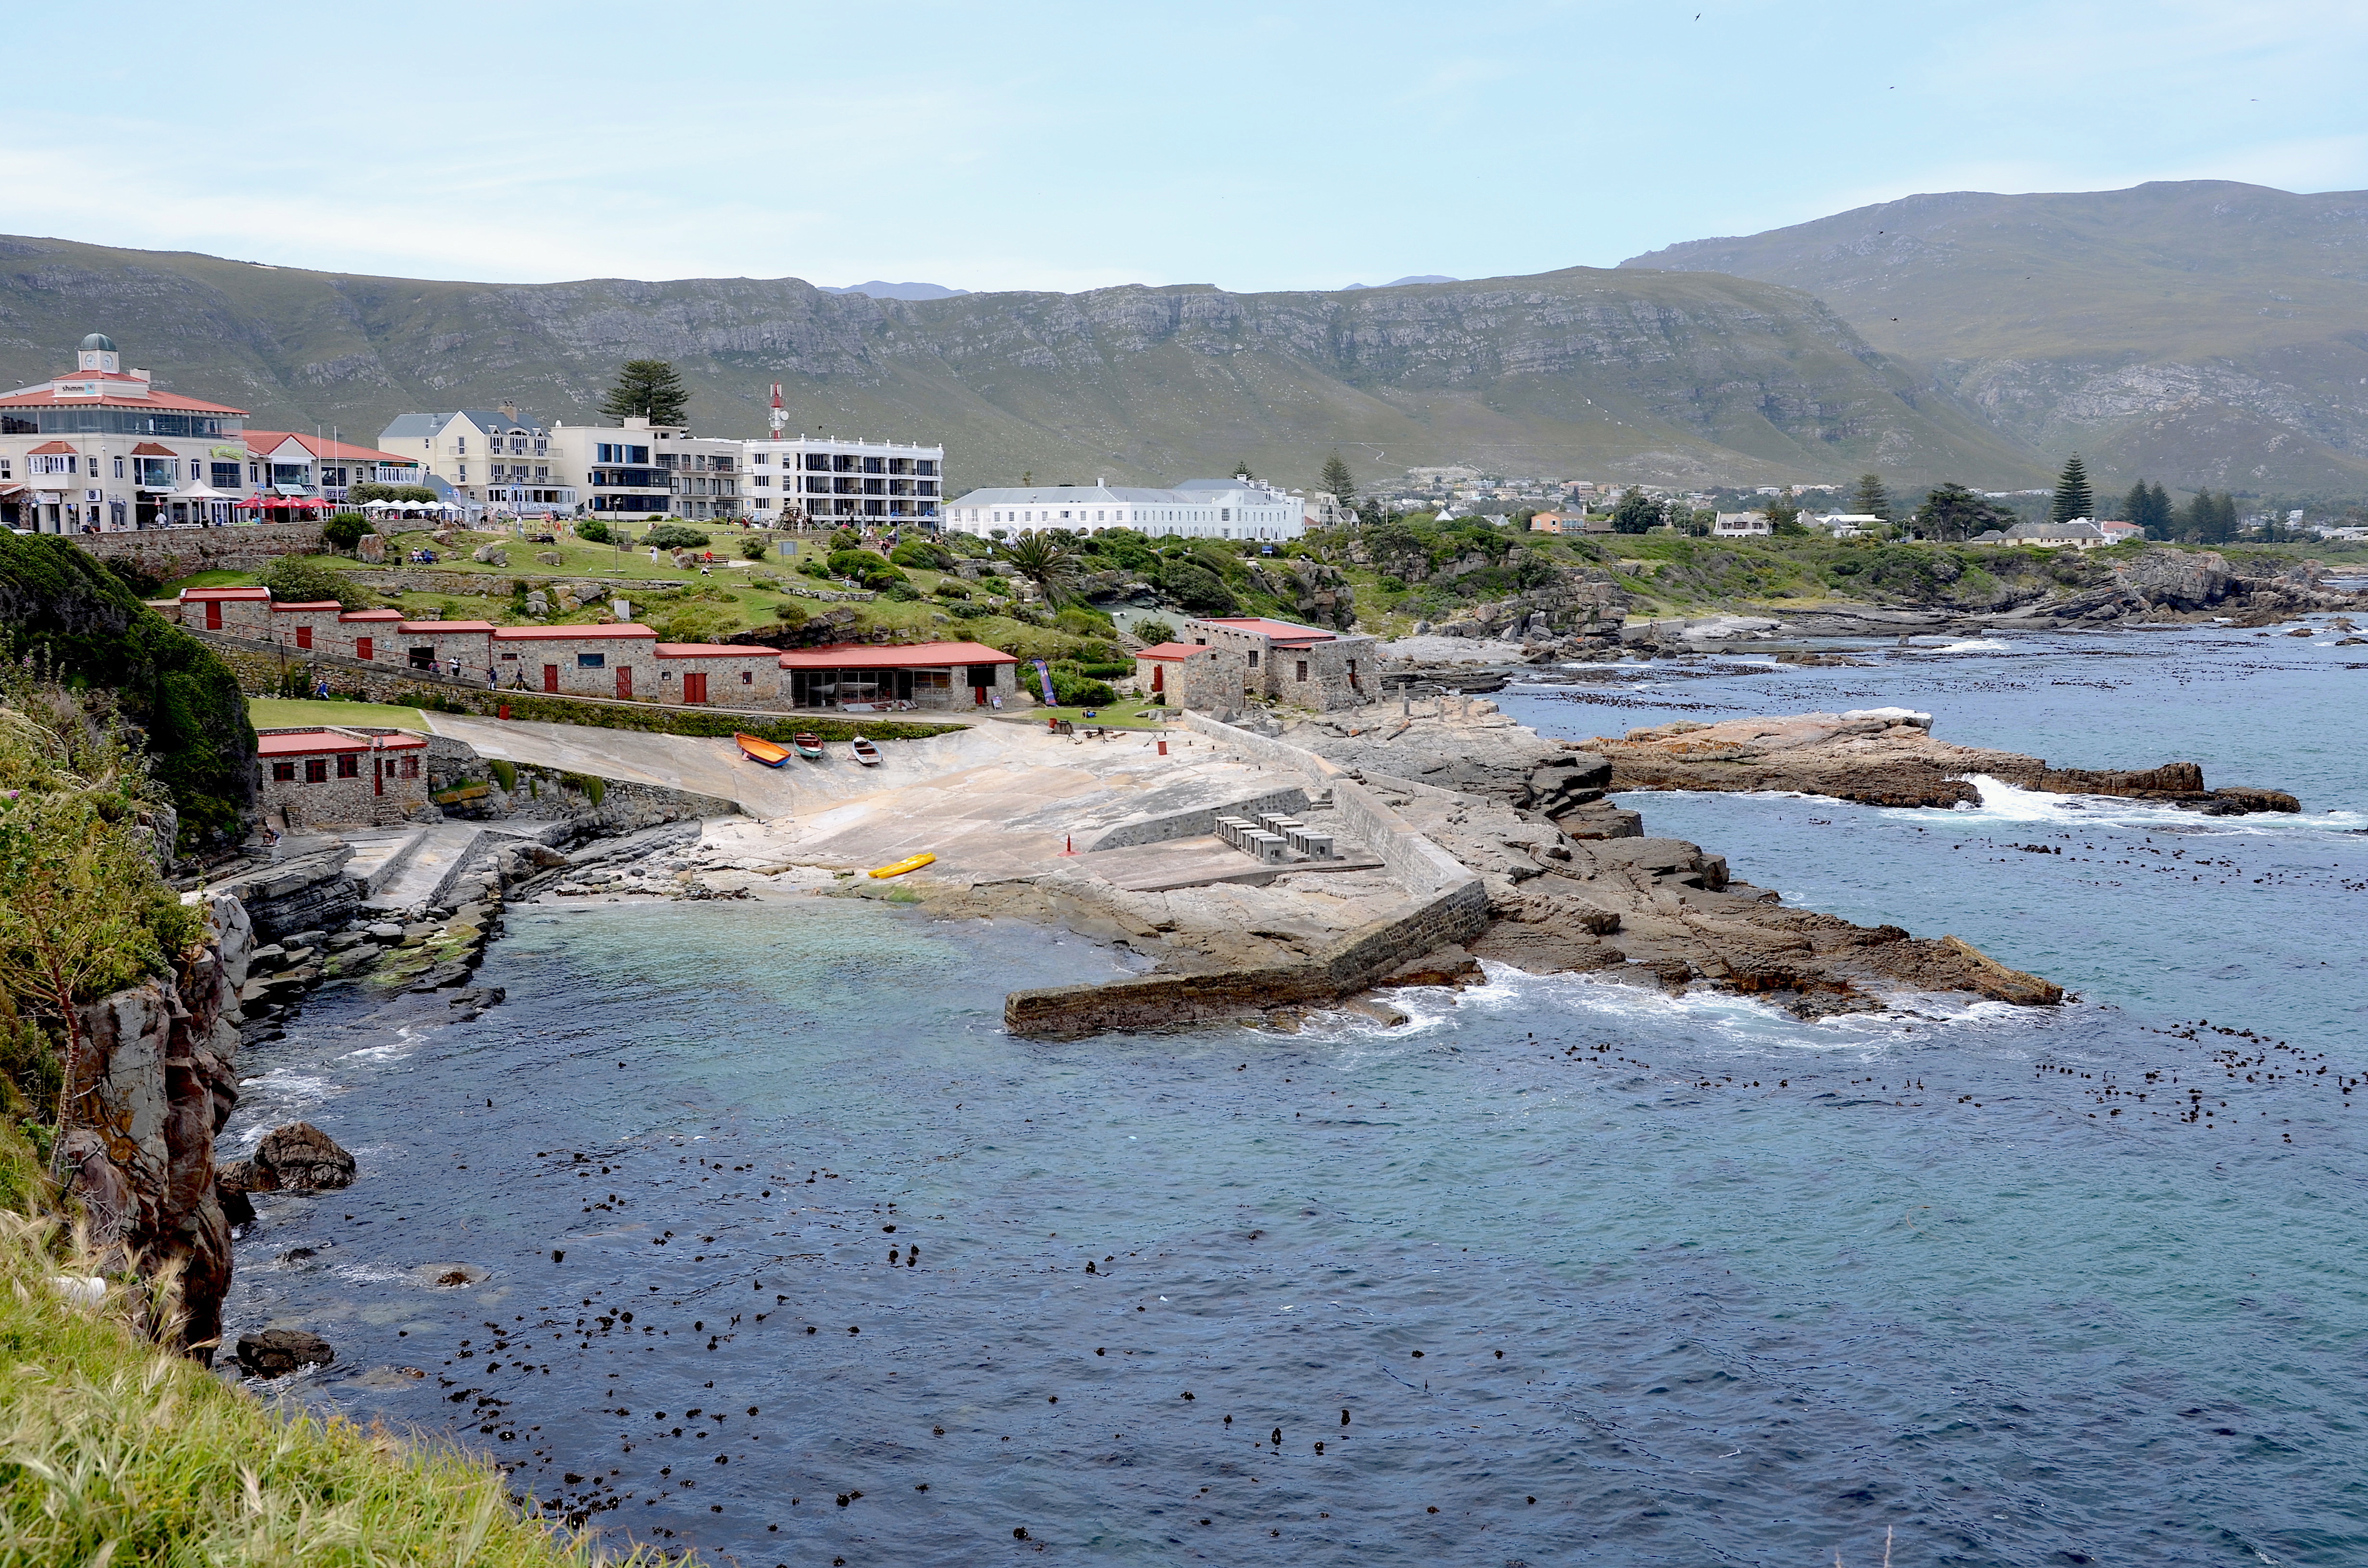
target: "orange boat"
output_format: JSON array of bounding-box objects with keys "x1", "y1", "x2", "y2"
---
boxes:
[{"x1": 734, "y1": 733, "x2": 792, "y2": 768}]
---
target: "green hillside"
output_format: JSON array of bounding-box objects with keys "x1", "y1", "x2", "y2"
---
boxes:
[
  {"x1": 1621, "y1": 180, "x2": 2368, "y2": 493},
  {"x1": 0, "y1": 235, "x2": 2037, "y2": 490}
]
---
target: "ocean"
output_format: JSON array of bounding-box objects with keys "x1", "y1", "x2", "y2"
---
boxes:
[{"x1": 222, "y1": 622, "x2": 2368, "y2": 1567}]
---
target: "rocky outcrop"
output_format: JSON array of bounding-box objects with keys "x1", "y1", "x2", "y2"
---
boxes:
[
  {"x1": 237, "y1": 1121, "x2": 355, "y2": 1192},
  {"x1": 206, "y1": 845, "x2": 359, "y2": 942},
  {"x1": 236, "y1": 1327, "x2": 334, "y2": 1378},
  {"x1": 1244, "y1": 558, "x2": 1358, "y2": 632},
  {"x1": 63, "y1": 892, "x2": 251, "y2": 1360},
  {"x1": 1589, "y1": 710, "x2": 2300, "y2": 814}
]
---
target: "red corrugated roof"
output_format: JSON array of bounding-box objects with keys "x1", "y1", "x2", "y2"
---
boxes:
[
  {"x1": 490, "y1": 623, "x2": 658, "y2": 641},
  {"x1": 655, "y1": 642, "x2": 776, "y2": 658},
  {"x1": 773, "y1": 640, "x2": 1018, "y2": 669},
  {"x1": 243, "y1": 429, "x2": 419, "y2": 464},
  {"x1": 0, "y1": 382, "x2": 247, "y2": 415},
  {"x1": 1135, "y1": 641, "x2": 1210, "y2": 660},
  {"x1": 183, "y1": 586, "x2": 271, "y2": 601},
  {"x1": 257, "y1": 728, "x2": 427, "y2": 756},
  {"x1": 399, "y1": 620, "x2": 495, "y2": 633},
  {"x1": 1199, "y1": 616, "x2": 1337, "y2": 644}
]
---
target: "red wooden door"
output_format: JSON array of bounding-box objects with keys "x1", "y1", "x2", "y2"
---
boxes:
[
  {"x1": 295, "y1": 625, "x2": 312, "y2": 650},
  {"x1": 683, "y1": 672, "x2": 707, "y2": 705},
  {"x1": 355, "y1": 637, "x2": 373, "y2": 662},
  {"x1": 543, "y1": 664, "x2": 559, "y2": 693},
  {"x1": 204, "y1": 602, "x2": 222, "y2": 630},
  {"x1": 615, "y1": 666, "x2": 632, "y2": 699}
]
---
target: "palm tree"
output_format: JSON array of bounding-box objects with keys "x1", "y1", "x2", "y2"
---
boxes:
[{"x1": 997, "y1": 531, "x2": 1081, "y2": 607}]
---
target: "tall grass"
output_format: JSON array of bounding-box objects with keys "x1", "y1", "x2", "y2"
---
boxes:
[{"x1": 0, "y1": 1188, "x2": 684, "y2": 1566}]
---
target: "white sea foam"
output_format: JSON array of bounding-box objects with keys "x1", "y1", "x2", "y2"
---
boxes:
[
  {"x1": 1924, "y1": 637, "x2": 2011, "y2": 653},
  {"x1": 1958, "y1": 775, "x2": 2360, "y2": 835}
]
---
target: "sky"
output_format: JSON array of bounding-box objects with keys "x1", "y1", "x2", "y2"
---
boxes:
[{"x1": 22, "y1": 0, "x2": 2368, "y2": 295}]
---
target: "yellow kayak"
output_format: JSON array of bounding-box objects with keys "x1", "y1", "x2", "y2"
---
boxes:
[{"x1": 868, "y1": 852, "x2": 937, "y2": 880}]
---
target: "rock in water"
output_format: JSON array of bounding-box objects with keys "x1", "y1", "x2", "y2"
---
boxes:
[
  {"x1": 247, "y1": 1122, "x2": 356, "y2": 1191},
  {"x1": 236, "y1": 1328, "x2": 334, "y2": 1377}
]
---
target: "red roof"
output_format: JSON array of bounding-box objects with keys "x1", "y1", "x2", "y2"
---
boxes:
[
  {"x1": 244, "y1": 429, "x2": 418, "y2": 464},
  {"x1": 491, "y1": 623, "x2": 658, "y2": 641},
  {"x1": 257, "y1": 728, "x2": 427, "y2": 756},
  {"x1": 270, "y1": 600, "x2": 345, "y2": 612},
  {"x1": 1199, "y1": 616, "x2": 1336, "y2": 645},
  {"x1": 400, "y1": 620, "x2": 495, "y2": 633},
  {"x1": 1135, "y1": 641, "x2": 1211, "y2": 660},
  {"x1": 183, "y1": 586, "x2": 271, "y2": 601},
  {"x1": 0, "y1": 379, "x2": 247, "y2": 416},
  {"x1": 339, "y1": 608, "x2": 405, "y2": 622},
  {"x1": 26, "y1": 441, "x2": 77, "y2": 455},
  {"x1": 655, "y1": 642, "x2": 775, "y2": 659},
  {"x1": 130, "y1": 441, "x2": 177, "y2": 456},
  {"x1": 773, "y1": 640, "x2": 1018, "y2": 670}
]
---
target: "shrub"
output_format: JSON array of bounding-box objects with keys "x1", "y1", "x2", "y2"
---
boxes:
[
  {"x1": 826, "y1": 549, "x2": 887, "y2": 580},
  {"x1": 889, "y1": 538, "x2": 954, "y2": 571},
  {"x1": 1161, "y1": 559, "x2": 1237, "y2": 616},
  {"x1": 259, "y1": 555, "x2": 369, "y2": 609},
  {"x1": 1049, "y1": 671, "x2": 1116, "y2": 706},
  {"x1": 797, "y1": 558, "x2": 831, "y2": 579},
  {"x1": 574, "y1": 518, "x2": 612, "y2": 544},
  {"x1": 1053, "y1": 605, "x2": 1115, "y2": 637},
  {"x1": 740, "y1": 537, "x2": 768, "y2": 561},
  {"x1": 773, "y1": 601, "x2": 809, "y2": 626},
  {"x1": 489, "y1": 758, "x2": 517, "y2": 793},
  {"x1": 346, "y1": 481, "x2": 438, "y2": 504},
  {"x1": 1131, "y1": 616, "x2": 1178, "y2": 645},
  {"x1": 322, "y1": 513, "x2": 369, "y2": 552},
  {"x1": 932, "y1": 578, "x2": 971, "y2": 599},
  {"x1": 1075, "y1": 661, "x2": 1135, "y2": 679},
  {"x1": 640, "y1": 523, "x2": 712, "y2": 551},
  {"x1": 948, "y1": 601, "x2": 991, "y2": 619},
  {"x1": 882, "y1": 579, "x2": 924, "y2": 601}
]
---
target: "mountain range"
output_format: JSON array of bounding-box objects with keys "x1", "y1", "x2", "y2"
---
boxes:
[
  {"x1": 3, "y1": 180, "x2": 2364, "y2": 495},
  {"x1": 1623, "y1": 180, "x2": 2368, "y2": 494}
]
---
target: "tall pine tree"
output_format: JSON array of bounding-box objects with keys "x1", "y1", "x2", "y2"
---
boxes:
[
  {"x1": 1851, "y1": 472, "x2": 1893, "y2": 522},
  {"x1": 2051, "y1": 453, "x2": 2095, "y2": 524},
  {"x1": 2145, "y1": 481, "x2": 2173, "y2": 539},
  {"x1": 1320, "y1": 452, "x2": 1357, "y2": 504},
  {"x1": 600, "y1": 360, "x2": 690, "y2": 426}
]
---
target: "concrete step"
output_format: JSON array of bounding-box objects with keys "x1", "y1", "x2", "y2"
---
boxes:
[
  {"x1": 341, "y1": 827, "x2": 429, "y2": 895},
  {"x1": 361, "y1": 824, "x2": 489, "y2": 911}
]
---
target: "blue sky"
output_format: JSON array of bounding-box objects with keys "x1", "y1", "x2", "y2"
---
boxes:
[{"x1": 25, "y1": 0, "x2": 2368, "y2": 293}]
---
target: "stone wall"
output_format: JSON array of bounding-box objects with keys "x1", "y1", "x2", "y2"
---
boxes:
[
  {"x1": 1086, "y1": 787, "x2": 1311, "y2": 851},
  {"x1": 207, "y1": 847, "x2": 361, "y2": 942},
  {"x1": 65, "y1": 523, "x2": 327, "y2": 579}
]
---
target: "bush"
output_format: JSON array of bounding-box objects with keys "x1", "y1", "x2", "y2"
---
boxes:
[
  {"x1": 259, "y1": 555, "x2": 369, "y2": 609},
  {"x1": 1053, "y1": 605, "x2": 1115, "y2": 637},
  {"x1": 948, "y1": 601, "x2": 991, "y2": 619},
  {"x1": 346, "y1": 482, "x2": 438, "y2": 504},
  {"x1": 882, "y1": 579, "x2": 924, "y2": 601},
  {"x1": 322, "y1": 512, "x2": 369, "y2": 552},
  {"x1": 1049, "y1": 671, "x2": 1116, "y2": 706},
  {"x1": 1131, "y1": 616, "x2": 1178, "y2": 645},
  {"x1": 797, "y1": 558, "x2": 831, "y2": 579},
  {"x1": 488, "y1": 758, "x2": 517, "y2": 793},
  {"x1": 932, "y1": 578, "x2": 971, "y2": 599},
  {"x1": 1161, "y1": 559, "x2": 1238, "y2": 616},
  {"x1": 574, "y1": 517, "x2": 612, "y2": 544},
  {"x1": 889, "y1": 539, "x2": 954, "y2": 571},
  {"x1": 640, "y1": 524, "x2": 712, "y2": 551},
  {"x1": 772, "y1": 601, "x2": 809, "y2": 626},
  {"x1": 740, "y1": 537, "x2": 768, "y2": 562},
  {"x1": 826, "y1": 548, "x2": 888, "y2": 579}
]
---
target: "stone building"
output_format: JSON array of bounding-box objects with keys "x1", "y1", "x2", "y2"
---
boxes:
[
  {"x1": 1134, "y1": 641, "x2": 1243, "y2": 713},
  {"x1": 775, "y1": 641, "x2": 1019, "y2": 710},
  {"x1": 655, "y1": 642, "x2": 781, "y2": 705},
  {"x1": 258, "y1": 727, "x2": 429, "y2": 828},
  {"x1": 1181, "y1": 616, "x2": 1379, "y2": 711},
  {"x1": 490, "y1": 623, "x2": 662, "y2": 699}
]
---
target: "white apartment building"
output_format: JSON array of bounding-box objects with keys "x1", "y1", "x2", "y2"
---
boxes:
[
  {"x1": 543, "y1": 418, "x2": 742, "y2": 521},
  {"x1": 943, "y1": 476, "x2": 1305, "y2": 542},
  {"x1": 0, "y1": 332, "x2": 248, "y2": 532},
  {"x1": 744, "y1": 435, "x2": 942, "y2": 525},
  {"x1": 379, "y1": 404, "x2": 575, "y2": 514}
]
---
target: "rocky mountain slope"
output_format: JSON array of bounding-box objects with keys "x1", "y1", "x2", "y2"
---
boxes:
[
  {"x1": 1622, "y1": 180, "x2": 2368, "y2": 492},
  {"x1": 0, "y1": 235, "x2": 2032, "y2": 489}
]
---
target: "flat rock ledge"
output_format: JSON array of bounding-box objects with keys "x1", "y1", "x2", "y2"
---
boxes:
[{"x1": 1588, "y1": 710, "x2": 2299, "y2": 814}]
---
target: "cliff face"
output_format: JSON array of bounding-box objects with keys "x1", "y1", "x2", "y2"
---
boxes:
[
  {"x1": 0, "y1": 235, "x2": 2035, "y2": 487},
  {"x1": 0, "y1": 534, "x2": 256, "y2": 852},
  {"x1": 62, "y1": 893, "x2": 252, "y2": 1360}
]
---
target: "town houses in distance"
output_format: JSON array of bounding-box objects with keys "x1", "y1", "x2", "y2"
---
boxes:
[{"x1": 0, "y1": 333, "x2": 423, "y2": 533}]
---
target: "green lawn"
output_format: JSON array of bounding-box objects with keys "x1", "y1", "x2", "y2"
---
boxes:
[
  {"x1": 1000, "y1": 697, "x2": 1174, "y2": 731},
  {"x1": 248, "y1": 697, "x2": 433, "y2": 732},
  {"x1": 159, "y1": 568, "x2": 259, "y2": 595}
]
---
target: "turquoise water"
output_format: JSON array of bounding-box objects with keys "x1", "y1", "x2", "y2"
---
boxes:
[{"x1": 224, "y1": 625, "x2": 2368, "y2": 1566}]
